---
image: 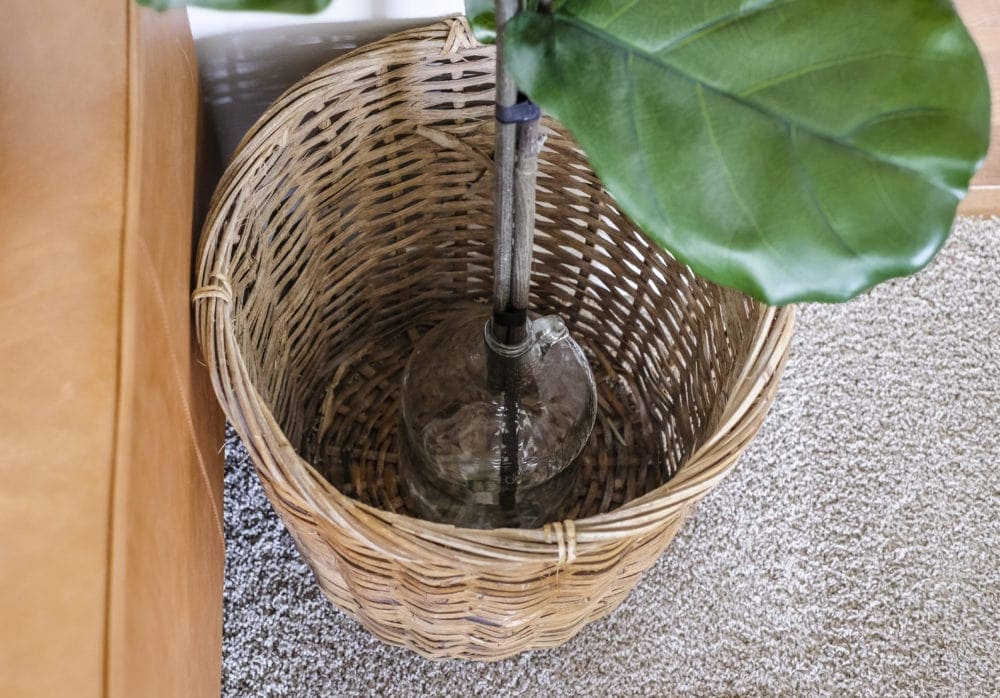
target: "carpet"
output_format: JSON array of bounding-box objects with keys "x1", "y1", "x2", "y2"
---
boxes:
[{"x1": 222, "y1": 216, "x2": 999, "y2": 696}]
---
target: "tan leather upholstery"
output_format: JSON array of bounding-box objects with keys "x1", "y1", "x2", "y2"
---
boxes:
[
  {"x1": 957, "y1": 0, "x2": 1000, "y2": 214},
  {"x1": 0, "y1": 3, "x2": 224, "y2": 696}
]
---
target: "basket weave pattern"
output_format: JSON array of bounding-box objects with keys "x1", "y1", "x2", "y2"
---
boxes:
[{"x1": 194, "y1": 19, "x2": 794, "y2": 660}]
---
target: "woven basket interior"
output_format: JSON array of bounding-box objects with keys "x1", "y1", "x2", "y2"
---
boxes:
[{"x1": 220, "y1": 36, "x2": 765, "y2": 522}]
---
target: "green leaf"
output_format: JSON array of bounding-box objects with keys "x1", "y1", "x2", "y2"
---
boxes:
[
  {"x1": 465, "y1": 0, "x2": 497, "y2": 44},
  {"x1": 136, "y1": 0, "x2": 333, "y2": 12},
  {"x1": 505, "y1": 1, "x2": 991, "y2": 304}
]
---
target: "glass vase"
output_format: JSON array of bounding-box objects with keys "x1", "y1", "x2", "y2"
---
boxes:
[{"x1": 398, "y1": 307, "x2": 596, "y2": 528}]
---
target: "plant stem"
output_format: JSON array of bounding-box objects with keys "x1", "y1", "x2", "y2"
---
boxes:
[
  {"x1": 492, "y1": 0, "x2": 518, "y2": 318},
  {"x1": 491, "y1": 0, "x2": 543, "y2": 520},
  {"x1": 509, "y1": 116, "x2": 543, "y2": 339}
]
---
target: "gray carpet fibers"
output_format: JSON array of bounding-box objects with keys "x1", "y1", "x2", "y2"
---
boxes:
[{"x1": 222, "y1": 217, "x2": 999, "y2": 696}]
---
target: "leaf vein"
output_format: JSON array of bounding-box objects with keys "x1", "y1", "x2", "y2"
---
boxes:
[
  {"x1": 696, "y1": 84, "x2": 761, "y2": 236},
  {"x1": 738, "y1": 51, "x2": 932, "y2": 98},
  {"x1": 871, "y1": 166, "x2": 916, "y2": 241},
  {"x1": 654, "y1": 0, "x2": 802, "y2": 54},
  {"x1": 598, "y1": 0, "x2": 643, "y2": 30},
  {"x1": 787, "y1": 124, "x2": 866, "y2": 263}
]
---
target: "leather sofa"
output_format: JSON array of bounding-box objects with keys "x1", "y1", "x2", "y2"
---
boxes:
[{"x1": 0, "y1": 3, "x2": 224, "y2": 696}]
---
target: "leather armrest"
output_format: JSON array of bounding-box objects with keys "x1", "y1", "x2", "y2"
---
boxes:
[
  {"x1": 957, "y1": 0, "x2": 1000, "y2": 215},
  {"x1": 0, "y1": 3, "x2": 224, "y2": 696}
]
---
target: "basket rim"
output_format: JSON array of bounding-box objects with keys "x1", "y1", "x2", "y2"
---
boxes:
[{"x1": 192, "y1": 18, "x2": 796, "y2": 566}]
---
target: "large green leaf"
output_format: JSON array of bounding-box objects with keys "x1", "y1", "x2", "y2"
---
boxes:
[
  {"x1": 137, "y1": 0, "x2": 332, "y2": 12},
  {"x1": 465, "y1": 0, "x2": 497, "y2": 44},
  {"x1": 465, "y1": 1, "x2": 548, "y2": 44},
  {"x1": 505, "y1": 1, "x2": 991, "y2": 304}
]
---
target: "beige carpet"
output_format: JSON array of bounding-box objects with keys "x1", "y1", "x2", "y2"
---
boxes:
[{"x1": 222, "y1": 217, "x2": 999, "y2": 696}]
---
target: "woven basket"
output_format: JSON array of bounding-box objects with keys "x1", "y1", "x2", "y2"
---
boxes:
[{"x1": 194, "y1": 18, "x2": 794, "y2": 660}]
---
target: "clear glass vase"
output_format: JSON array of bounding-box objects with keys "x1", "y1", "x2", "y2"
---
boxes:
[{"x1": 399, "y1": 307, "x2": 597, "y2": 528}]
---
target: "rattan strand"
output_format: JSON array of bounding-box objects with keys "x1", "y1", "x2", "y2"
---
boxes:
[{"x1": 194, "y1": 18, "x2": 794, "y2": 660}]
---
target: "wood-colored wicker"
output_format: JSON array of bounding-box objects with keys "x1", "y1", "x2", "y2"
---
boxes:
[{"x1": 194, "y1": 18, "x2": 795, "y2": 660}]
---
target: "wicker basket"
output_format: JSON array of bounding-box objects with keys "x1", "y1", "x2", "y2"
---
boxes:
[{"x1": 194, "y1": 18, "x2": 794, "y2": 660}]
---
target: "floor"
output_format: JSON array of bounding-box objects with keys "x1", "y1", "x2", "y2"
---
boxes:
[{"x1": 221, "y1": 217, "x2": 999, "y2": 696}]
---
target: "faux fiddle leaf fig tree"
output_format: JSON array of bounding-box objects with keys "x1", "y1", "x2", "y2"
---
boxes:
[
  {"x1": 151, "y1": 0, "x2": 991, "y2": 305},
  {"x1": 483, "y1": 0, "x2": 992, "y2": 304}
]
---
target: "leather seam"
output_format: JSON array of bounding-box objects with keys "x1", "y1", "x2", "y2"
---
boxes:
[{"x1": 102, "y1": 1, "x2": 135, "y2": 695}]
